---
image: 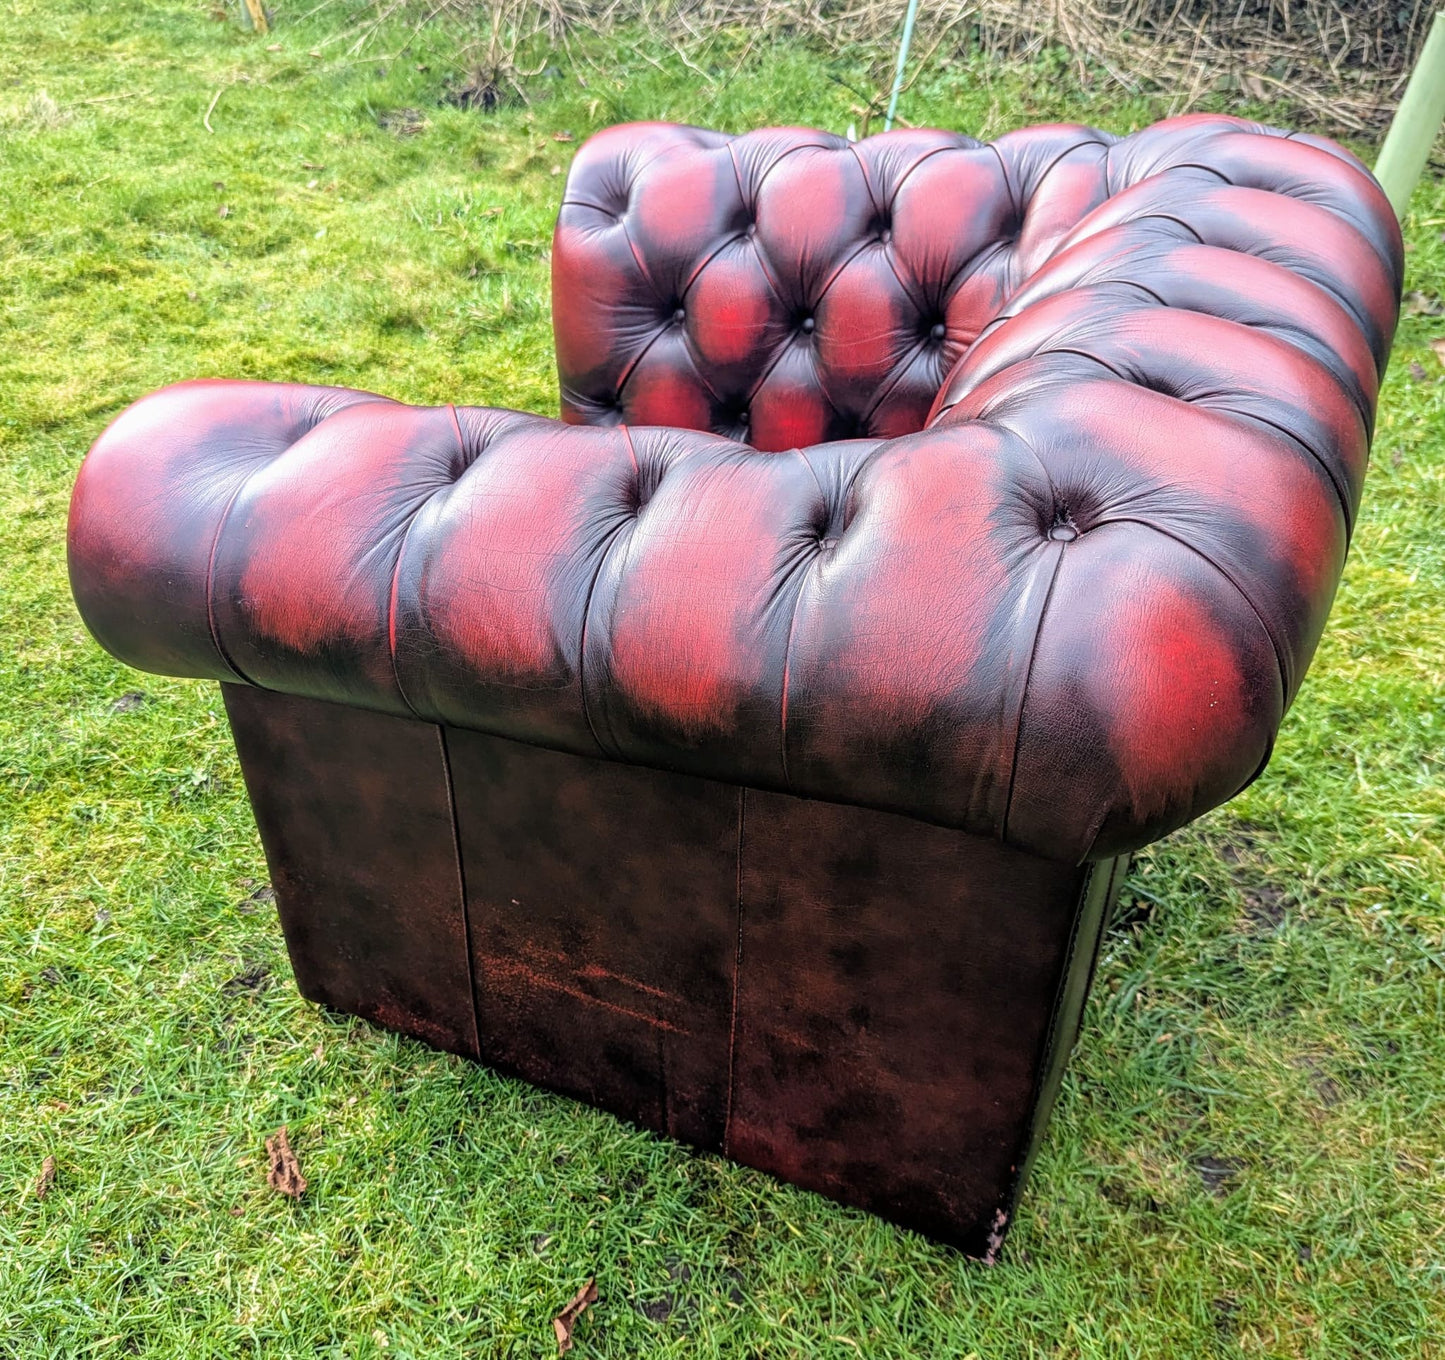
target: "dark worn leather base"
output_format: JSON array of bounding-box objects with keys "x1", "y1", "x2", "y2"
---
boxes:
[{"x1": 223, "y1": 685, "x2": 1124, "y2": 1256}]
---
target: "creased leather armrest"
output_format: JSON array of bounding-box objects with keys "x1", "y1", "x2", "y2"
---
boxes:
[{"x1": 69, "y1": 115, "x2": 1402, "y2": 863}]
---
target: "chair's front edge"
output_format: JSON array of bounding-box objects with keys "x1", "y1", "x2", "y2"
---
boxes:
[
  {"x1": 222, "y1": 683, "x2": 482, "y2": 1059},
  {"x1": 221, "y1": 683, "x2": 1126, "y2": 1255},
  {"x1": 988, "y1": 852, "x2": 1127, "y2": 1260}
]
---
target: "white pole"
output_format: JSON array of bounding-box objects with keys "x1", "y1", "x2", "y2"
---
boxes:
[{"x1": 884, "y1": 0, "x2": 922, "y2": 131}]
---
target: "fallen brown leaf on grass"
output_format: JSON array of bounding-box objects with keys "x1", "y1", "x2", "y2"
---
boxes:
[
  {"x1": 265, "y1": 1126, "x2": 306, "y2": 1198},
  {"x1": 35, "y1": 1155, "x2": 56, "y2": 1199},
  {"x1": 552, "y1": 1278, "x2": 598, "y2": 1354},
  {"x1": 1430, "y1": 337, "x2": 1445, "y2": 368}
]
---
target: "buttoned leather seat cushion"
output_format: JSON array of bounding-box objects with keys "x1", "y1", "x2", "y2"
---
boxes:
[{"x1": 68, "y1": 115, "x2": 1402, "y2": 863}]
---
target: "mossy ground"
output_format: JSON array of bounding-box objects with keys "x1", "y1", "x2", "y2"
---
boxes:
[{"x1": 2, "y1": 3, "x2": 1443, "y2": 1356}]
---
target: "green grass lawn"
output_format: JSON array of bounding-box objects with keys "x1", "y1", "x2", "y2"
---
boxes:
[{"x1": 2, "y1": 2, "x2": 1443, "y2": 1355}]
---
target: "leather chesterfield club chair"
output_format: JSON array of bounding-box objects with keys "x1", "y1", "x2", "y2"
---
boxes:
[{"x1": 69, "y1": 115, "x2": 1401, "y2": 1256}]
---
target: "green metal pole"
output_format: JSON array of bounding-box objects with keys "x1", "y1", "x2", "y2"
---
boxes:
[
  {"x1": 1375, "y1": 8, "x2": 1445, "y2": 219},
  {"x1": 884, "y1": 0, "x2": 922, "y2": 132}
]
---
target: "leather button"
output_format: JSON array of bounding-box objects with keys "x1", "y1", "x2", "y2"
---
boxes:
[
  {"x1": 930, "y1": 323, "x2": 946, "y2": 342},
  {"x1": 801, "y1": 316, "x2": 815, "y2": 334},
  {"x1": 672, "y1": 307, "x2": 685, "y2": 324},
  {"x1": 1048, "y1": 523, "x2": 1079, "y2": 542},
  {"x1": 879, "y1": 228, "x2": 892, "y2": 244}
]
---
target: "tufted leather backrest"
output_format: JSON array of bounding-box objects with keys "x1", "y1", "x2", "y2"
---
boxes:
[{"x1": 553, "y1": 122, "x2": 1138, "y2": 450}]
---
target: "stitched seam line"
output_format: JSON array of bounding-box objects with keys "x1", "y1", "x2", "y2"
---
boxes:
[
  {"x1": 725, "y1": 140, "x2": 796, "y2": 313},
  {"x1": 1000, "y1": 540, "x2": 1066, "y2": 844},
  {"x1": 614, "y1": 322, "x2": 677, "y2": 402},
  {"x1": 845, "y1": 141, "x2": 883, "y2": 218},
  {"x1": 437, "y1": 724, "x2": 483, "y2": 1060},
  {"x1": 617, "y1": 212, "x2": 660, "y2": 296},
  {"x1": 386, "y1": 407, "x2": 463, "y2": 720},
  {"x1": 1021, "y1": 344, "x2": 1357, "y2": 537},
  {"x1": 576, "y1": 430, "x2": 639, "y2": 760},
  {"x1": 722, "y1": 784, "x2": 746, "y2": 1157},
  {"x1": 1106, "y1": 515, "x2": 1292, "y2": 711},
  {"x1": 204, "y1": 477, "x2": 259, "y2": 686},
  {"x1": 988, "y1": 142, "x2": 1021, "y2": 223},
  {"x1": 987, "y1": 856, "x2": 1112, "y2": 1263},
  {"x1": 860, "y1": 334, "x2": 931, "y2": 424},
  {"x1": 675, "y1": 325, "x2": 726, "y2": 407},
  {"x1": 746, "y1": 137, "x2": 839, "y2": 199},
  {"x1": 385, "y1": 513, "x2": 424, "y2": 721},
  {"x1": 889, "y1": 139, "x2": 977, "y2": 200},
  {"x1": 778, "y1": 447, "x2": 827, "y2": 790}
]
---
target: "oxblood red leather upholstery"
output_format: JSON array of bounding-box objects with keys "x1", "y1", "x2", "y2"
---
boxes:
[{"x1": 68, "y1": 115, "x2": 1402, "y2": 863}]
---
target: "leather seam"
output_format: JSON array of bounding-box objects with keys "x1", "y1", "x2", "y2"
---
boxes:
[
  {"x1": 1106, "y1": 514, "x2": 1292, "y2": 715},
  {"x1": 889, "y1": 139, "x2": 976, "y2": 201},
  {"x1": 576, "y1": 430, "x2": 640, "y2": 760},
  {"x1": 987, "y1": 856, "x2": 1112, "y2": 1263},
  {"x1": 204, "y1": 475, "x2": 259, "y2": 686},
  {"x1": 1000, "y1": 538, "x2": 1066, "y2": 844},
  {"x1": 437, "y1": 724, "x2": 483, "y2": 1061},
  {"x1": 385, "y1": 407, "x2": 463, "y2": 721},
  {"x1": 1025, "y1": 343, "x2": 1357, "y2": 537},
  {"x1": 722, "y1": 784, "x2": 746, "y2": 1157},
  {"x1": 860, "y1": 334, "x2": 931, "y2": 424},
  {"x1": 778, "y1": 448, "x2": 828, "y2": 791}
]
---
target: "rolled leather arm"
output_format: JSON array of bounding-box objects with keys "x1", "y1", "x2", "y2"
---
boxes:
[{"x1": 69, "y1": 117, "x2": 1401, "y2": 864}]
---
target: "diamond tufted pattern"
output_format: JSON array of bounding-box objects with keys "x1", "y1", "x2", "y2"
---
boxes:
[{"x1": 68, "y1": 115, "x2": 1402, "y2": 863}]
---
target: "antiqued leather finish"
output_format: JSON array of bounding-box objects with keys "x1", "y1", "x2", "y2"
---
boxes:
[
  {"x1": 224, "y1": 685, "x2": 479, "y2": 1058},
  {"x1": 67, "y1": 114, "x2": 1401, "y2": 1249},
  {"x1": 71, "y1": 116, "x2": 1399, "y2": 862},
  {"x1": 222, "y1": 686, "x2": 1123, "y2": 1255}
]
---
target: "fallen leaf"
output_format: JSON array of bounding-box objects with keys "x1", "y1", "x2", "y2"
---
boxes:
[
  {"x1": 550, "y1": 165, "x2": 562, "y2": 176},
  {"x1": 1409, "y1": 360, "x2": 1430, "y2": 381},
  {"x1": 218, "y1": 205, "x2": 230, "y2": 219},
  {"x1": 552, "y1": 1278, "x2": 598, "y2": 1354},
  {"x1": 109, "y1": 690, "x2": 148, "y2": 713},
  {"x1": 265, "y1": 1126, "x2": 306, "y2": 1198},
  {"x1": 35, "y1": 1155, "x2": 56, "y2": 1199},
  {"x1": 552, "y1": 130, "x2": 574, "y2": 142},
  {"x1": 1430, "y1": 337, "x2": 1445, "y2": 369}
]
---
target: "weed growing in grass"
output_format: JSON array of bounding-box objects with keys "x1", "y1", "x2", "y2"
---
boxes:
[{"x1": 1, "y1": 2, "x2": 1442, "y2": 1356}]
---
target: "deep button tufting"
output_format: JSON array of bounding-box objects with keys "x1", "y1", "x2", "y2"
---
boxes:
[
  {"x1": 929, "y1": 323, "x2": 947, "y2": 342},
  {"x1": 73, "y1": 117, "x2": 1404, "y2": 868},
  {"x1": 879, "y1": 227, "x2": 893, "y2": 245},
  {"x1": 800, "y1": 316, "x2": 816, "y2": 334},
  {"x1": 672, "y1": 307, "x2": 686, "y2": 325}
]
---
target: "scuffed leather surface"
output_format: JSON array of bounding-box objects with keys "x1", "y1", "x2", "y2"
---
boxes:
[{"x1": 68, "y1": 115, "x2": 1402, "y2": 862}]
